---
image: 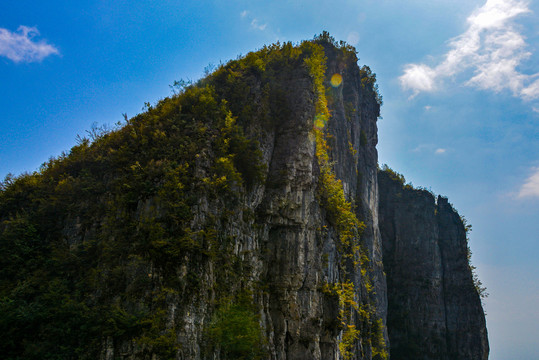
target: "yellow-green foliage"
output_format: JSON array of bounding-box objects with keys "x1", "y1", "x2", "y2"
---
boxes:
[
  {"x1": 308, "y1": 44, "x2": 365, "y2": 358},
  {"x1": 339, "y1": 324, "x2": 361, "y2": 359},
  {"x1": 371, "y1": 319, "x2": 389, "y2": 360},
  {"x1": 308, "y1": 36, "x2": 387, "y2": 360},
  {"x1": 336, "y1": 282, "x2": 361, "y2": 358},
  {"x1": 0, "y1": 48, "x2": 268, "y2": 358},
  {"x1": 134, "y1": 289, "x2": 180, "y2": 359},
  {"x1": 380, "y1": 164, "x2": 406, "y2": 186},
  {"x1": 359, "y1": 65, "x2": 383, "y2": 106},
  {"x1": 0, "y1": 34, "x2": 386, "y2": 359},
  {"x1": 307, "y1": 42, "x2": 365, "y2": 260}
]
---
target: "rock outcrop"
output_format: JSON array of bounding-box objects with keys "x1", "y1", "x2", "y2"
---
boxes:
[
  {"x1": 378, "y1": 170, "x2": 489, "y2": 359},
  {"x1": 0, "y1": 35, "x2": 488, "y2": 360}
]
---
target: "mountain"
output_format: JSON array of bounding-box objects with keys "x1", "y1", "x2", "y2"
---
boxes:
[
  {"x1": 0, "y1": 33, "x2": 488, "y2": 360},
  {"x1": 378, "y1": 170, "x2": 489, "y2": 359}
]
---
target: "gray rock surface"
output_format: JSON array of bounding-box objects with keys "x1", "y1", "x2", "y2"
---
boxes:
[
  {"x1": 162, "y1": 43, "x2": 488, "y2": 360},
  {"x1": 0, "y1": 38, "x2": 489, "y2": 360},
  {"x1": 156, "y1": 42, "x2": 388, "y2": 360},
  {"x1": 378, "y1": 170, "x2": 489, "y2": 360},
  {"x1": 254, "y1": 43, "x2": 386, "y2": 360},
  {"x1": 97, "y1": 41, "x2": 488, "y2": 359}
]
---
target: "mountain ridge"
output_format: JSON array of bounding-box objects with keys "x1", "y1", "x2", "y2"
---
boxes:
[{"x1": 0, "y1": 33, "x2": 488, "y2": 360}]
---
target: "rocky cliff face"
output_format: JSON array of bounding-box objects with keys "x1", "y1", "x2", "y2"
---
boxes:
[
  {"x1": 378, "y1": 171, "x2": 489, "y2": 360},
  {"x1": 251, "y1": 41, "x2": 387, "y2": 359},
  {"x1": 0, "y1": 36, "x2": 488, "y2": 360},
  {"x1": 173, "y1": 38, "x2": 388, "y2": 360}
]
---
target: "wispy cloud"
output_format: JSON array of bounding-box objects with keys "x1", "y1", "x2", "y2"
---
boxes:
[
  {"x1": 0, "y1": 26, "x2": 59, "y2": 63},
  {"x1": 400, "y1": 64, "x2": 437, "y2": 94},
  {"x1": 240, "y1": 10, "x2": 268, "y2": 32},
  {"x1": 521, "y1": 78, "x2": 539, "y2": 101},
  {"x1": 412, "y1": 144, "x2": 448, "y2": 155},
  {"x1": 518, "y1": 166, "x2": 539, "y2": 198},
  {"x1": 435, "y1": 148, "x2": 447, "y2": 154},
  {"x1": 250, "y1": 19, "x2": 267, "y2": 31},
  {"x1": 399, "y1": 0, "x2": 538, "y2": 101}
]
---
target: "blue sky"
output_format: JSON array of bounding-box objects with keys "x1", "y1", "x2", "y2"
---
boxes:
[{"x1": 1, "y1": 1, "x2": 538, "y2": 358}]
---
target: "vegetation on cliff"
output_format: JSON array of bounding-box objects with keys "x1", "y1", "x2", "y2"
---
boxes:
[
  {"x1": 311, "y1": 32, "x2": 387, "y2": 360},
  {"x1": 0, "y1": 52, "x2": 267, "y2": 360},
  {"x1": 0, "y1": 34, "x2": 385, "y2": 359}
]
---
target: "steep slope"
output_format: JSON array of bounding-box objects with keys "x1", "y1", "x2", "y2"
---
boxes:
[
  {"x1": 0, "y1": 34, "x2": 488, "y2": 360},
  {"x1": 378, "y1": 169, "x2": 489, "y2": 360},
  {"x1": 0, "y1": 35, "x2": 387, "y2": 360}
]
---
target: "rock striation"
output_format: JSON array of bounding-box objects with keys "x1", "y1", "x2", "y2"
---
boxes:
[
  {"x1": 378, "y1": 170, "x2": 489, "y2": 360},
  {"x1": 0, "y1": 35, "x2": 488, "y2": 360}
]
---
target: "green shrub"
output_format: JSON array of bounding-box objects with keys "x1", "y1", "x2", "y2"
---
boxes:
[{"x1": 207, "y1": 296, "x2": 266, "y2": 359}]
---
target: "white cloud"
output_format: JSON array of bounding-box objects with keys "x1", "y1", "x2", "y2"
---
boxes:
[
  {"x1": 240, "y1": 10, "x2": 268, "y2": 32},
  {"x1": 250, "y1": 19, "x2": 267, "y2": 31},
  {"x1": 411, "y1": 144, "x2": 447, "y2": 155},
  {"x1": 468, "y1": 0, "x2": 530, "y2": 28},
  {"x1": 399, "y1": 0, "x2": 538, "y2": 102},
  {"x1": 518, "y1": 166, "x2": 539, "y2": 198},
  {"x1": 400, "y1": 64, "x2": 437, "y2": 97},
  {"x1": 0, "y1": 25, "x2": 59, "y2": 63},
  {"x1": 424, "y1": 105, "x2": 432, "y2": 110},
  {"x1": 521, "y1": 78, "x2": 539, "y2": 100}
]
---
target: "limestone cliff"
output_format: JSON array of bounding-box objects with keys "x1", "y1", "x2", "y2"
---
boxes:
[
  {"x1": 0, "y1": 34, "x2": 487, "y2": 360},
  {"x1": 378, "y1": 170, "x2": 489, "y2": 359}
]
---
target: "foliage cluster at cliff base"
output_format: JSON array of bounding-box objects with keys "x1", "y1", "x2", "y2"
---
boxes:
[{"x1": 0, "y1": 34, "x2": 382, "y2": 359}]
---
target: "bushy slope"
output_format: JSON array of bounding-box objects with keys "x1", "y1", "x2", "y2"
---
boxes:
[{"x1": 0, "y1": 34, "x2": 384, "y2": 360}]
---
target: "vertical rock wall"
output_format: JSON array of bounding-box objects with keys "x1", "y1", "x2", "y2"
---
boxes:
[
  {"x1": 251, "y1": 42, "x2": 386, "y2": 360},
  {"x1": 38, "y1": 39, "x2": 487, "y2": 360},
  {"x1": 322, "y1": 43, "x2": 388, "y2": 346},
  {"x1": 378, "y1": 170, "x2": 489, "y2": 360},
  {"x1": 176, "y1": 41, "x2": 489, "y2": 359}
]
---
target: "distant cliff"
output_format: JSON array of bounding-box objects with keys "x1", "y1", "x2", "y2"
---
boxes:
[
  {"x1": 378, "y1": 170, "x2": 489, "y2": 360},
  {"x1": 0, "y1": 33, "x2": 488, "y2": 359}
]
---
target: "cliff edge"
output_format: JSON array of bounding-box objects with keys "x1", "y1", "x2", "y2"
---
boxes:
[
  {"x1": 0, "y1": 34, "x2": 488, "y2": 360},
  {"x1": 378, "y1": 169, "x2": 489, "y2": 360}
]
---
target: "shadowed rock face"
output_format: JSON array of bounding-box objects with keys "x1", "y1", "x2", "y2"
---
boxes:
[
  {"x1": 378, "y1": 171, "x2": 489, "y2": 360},
  {"x1": 0, "y1": 38, "x2": 488, "y2": 360},
  {"x1": 122, "y1": 42, "x2": 389, "y2": 360},
  {"x1": 84, "y1": 42, "x2": 489, "y2": 359},
  {"x1": 233, "y1": 42, "x2": 386, "y2": 360}
]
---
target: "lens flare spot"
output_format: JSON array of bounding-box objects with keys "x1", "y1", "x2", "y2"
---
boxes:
[{"x1": 331, "y1": 73, "x2": 343, "y2": 87}]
